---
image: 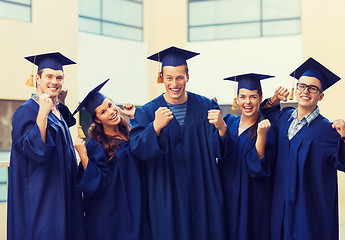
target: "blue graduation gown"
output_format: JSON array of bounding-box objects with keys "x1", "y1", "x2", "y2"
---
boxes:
[
  {"x1": 218, "y1": 114, "x2": 276, "y2": 240},
  {"x1": 129, "y1": 92, "x2": 226, "y2": 240},
  {"x1": 76, "y1": 138, "x2": 150, "y2": 240},
  {"x1": 261, "y1": 101, "x2": 345, "y2": 240},
  {"x1": 8, "y1": 98, "x2": 85, "y2": 240}
]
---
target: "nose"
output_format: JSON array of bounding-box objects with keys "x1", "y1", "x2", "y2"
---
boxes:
[
  {"x1": 245, "y1": 97, "x2": 251, "y2": 104},
  {"x1": 171, "y1": 79, "x2": 178, "y2": 87},
  {"x1": 51, "y1": 77, "x2": 58, "y2": 85}
]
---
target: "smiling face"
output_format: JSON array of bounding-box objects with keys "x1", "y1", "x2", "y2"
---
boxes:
[
  {"x1": 237, "y1": 88, "x2": 262, "y2": 119},
  {"x1": 94, "y1": 98, "x2": 121, "y2": 129},
  {"x1": 36, "y1": 68, "x2": 64, "y2": 99},
  {"x1": 162, "y1": 65, "x2": 189, "y2": 104},
  {"x1": 296, "y1": 76, "x2": 324, "y2": 111}
]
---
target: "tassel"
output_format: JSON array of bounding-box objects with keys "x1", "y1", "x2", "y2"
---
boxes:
[
  {"x1": 288, "y1": 87, "x2": 294, "y2": 100},
  {"x1": 78, "y1": 125, "x2": 86, "y2": 139},
  {"x1": 157, "y1": 71, "x2": 163, "y2": 83},
  {"x1": 25, "y1": 74, "x2": 34, "y2": 87},
  {"x1": 231, "y1": 97, "x2": 238, "y2": 110},
  {"x1": 231, "y1": 81, "x2": 238, "y2": 110}
]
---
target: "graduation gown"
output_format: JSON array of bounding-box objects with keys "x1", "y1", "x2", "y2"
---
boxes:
[
  {"x1": 58, "y1": 103, "x2": 76, "y2": 127},
  {"x1": 8, "y1": 98, "x2": 85, "y2": 240},
  {"x1": 218, "y1": 114, "x2": 276, "y2": 240},
  {"x1": 129, "y1": 92, "x2": 226, "y2": 240},
  {"x1": 261, "y1": 101, "x2": 345, "y2": 240},
  {"x1": 76, "y1": 138, "x2": 150, "y2": 240}
]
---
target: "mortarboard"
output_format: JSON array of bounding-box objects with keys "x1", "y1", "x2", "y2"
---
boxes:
[
  {"x1": 25, "y1": 52, "x2": 76, "y2": 71},
  {"x1": 73, "y1": 79, "x2": 109, "y2": 115},
  {"x1": 224, "y1": 73, "x2": 274, "y2": 110},
  {"x1": 224, "y1": 73, "x2": 274, "y2": 91},
  {"x1": 147, "y1": 46, "x2": 199, "y2": 68},
  {"x1": 24, "y1": 52, "x2": 76, "y2": 87},
  {"x1": 290, "y1": 57, "x2": 340, "y2": 91}
]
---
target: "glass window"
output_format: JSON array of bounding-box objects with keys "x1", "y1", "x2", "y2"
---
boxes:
[
  {"x1": 188, "y1": 0, "x2": 300, "y2": 41},
  {"x1": 0, "y1": 0, "x2": 31, "y2": 22},
  {"x1": 79, "y1": 0, "x2": 143, "y2": 42},
  {"x1": 0, "y1": 151, "x2": 10, "y2": 203}
]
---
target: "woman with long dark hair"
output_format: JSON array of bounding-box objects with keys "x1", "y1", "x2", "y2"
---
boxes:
[
  {"x1": 73, "y1": 79, "x2": 150, "y2": 240},
  {"x1": 208, "y1": 73, "x2": 277, "y2": 240}
]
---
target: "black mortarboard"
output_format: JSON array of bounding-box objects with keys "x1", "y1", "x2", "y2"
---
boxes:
[
  {"x1": 290, "y1": 57, "x2": 340, "y2": 91},
  {"x1": 73, "y1": 79, "x2": 109, "y2": 115}
]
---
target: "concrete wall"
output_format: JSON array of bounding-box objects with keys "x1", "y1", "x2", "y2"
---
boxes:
[
  {"x1": 186, "y1": 35, "x2": 302, "y2": 104},
  {"x1": 143, "y1": 0, "x2": 188, "y2": 100},
  {"x1": 301, "y1": 0, "x2": 345, "y2": 223},
  {"x1": 78, "y1": 32, "x2": 148, "y2": 106}
]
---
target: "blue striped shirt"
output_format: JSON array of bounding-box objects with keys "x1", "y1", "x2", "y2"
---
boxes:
[
  {"x1": 166, "y1": 101, "x2": 188, "y2": 126},
  {"x1": 287, "y1": 107, "x2": 320, "y2": 140}
]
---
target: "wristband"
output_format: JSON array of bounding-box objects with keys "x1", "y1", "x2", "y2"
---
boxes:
[{"x1": 267, "y1": 98, "x2": 275, "y2": 106}]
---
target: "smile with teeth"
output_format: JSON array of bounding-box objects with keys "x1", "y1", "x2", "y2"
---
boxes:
[
  {"x1": 300, "y1": 96, "x2": 311, "y2": 100},
  {"x1": 109, "y1": 113, "x2": 118, "y2": 121},
  {"x1": 170, "y1": 88, "x2": 181, "y2": 93}
]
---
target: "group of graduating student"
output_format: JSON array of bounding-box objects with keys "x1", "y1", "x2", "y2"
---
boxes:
[{"x1": 7, "y1": 46, "x2": 345, "y2": 240}]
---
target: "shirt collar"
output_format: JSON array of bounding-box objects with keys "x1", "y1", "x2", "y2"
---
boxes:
[{"x1": 289, "y1": 106, "x2": 320, "y2": 126}]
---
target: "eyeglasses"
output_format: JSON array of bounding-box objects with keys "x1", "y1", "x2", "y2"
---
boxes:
[{"x1": 296, "y1": 83, "x2": 322, "y2": 94}]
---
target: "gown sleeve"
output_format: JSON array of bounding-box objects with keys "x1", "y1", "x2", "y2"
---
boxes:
[
  {"x1": 322, "y1": 125, "x2": 345, "y2": 172},
  {"x1": 245, "y1": 126, "x2": 277, "y2": 177},
  {"x1": 129, "y1": 107, "x2": 169, "y2": 160},
  {"x1": 260, "y1": 99, "x2": 282, "y2": 124},
  {"x1": 12, "y1": 104, "x2": 55, "y2": 164},
  {"x1": 76, "y1": 139, "x2": 114, "y2": 198},
  {"x1": 213, "y1": 114, "x2": 233, "y2": 160}
]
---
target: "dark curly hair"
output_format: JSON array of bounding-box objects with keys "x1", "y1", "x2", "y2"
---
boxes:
[{"x1": 88, "y1": 107, "x2": 130, "y2": 160}]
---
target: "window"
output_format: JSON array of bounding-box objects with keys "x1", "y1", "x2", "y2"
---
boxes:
[
  {"x1": 188, "y1": 0, "x2": 300, "y2": 41},
  {"x1": 79, "y1": 0, "x2": 143, "y2": 41},
  {"x1": 0, "y1": 0, "x2": 31, "y2": 22}
]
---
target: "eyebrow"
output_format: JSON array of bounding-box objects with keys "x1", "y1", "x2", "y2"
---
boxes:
[{"x1": 239, "y1": 93, "x2": 258, "y2": 97}]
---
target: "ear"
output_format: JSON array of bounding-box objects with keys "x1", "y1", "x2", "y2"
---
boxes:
[
  {"x1": 94, "y1": 117, "x2": 101, "y2": 124},
  {"x1": 186, "y1": 74, "x2": 189, "y2": 82},
  {"x1": 319, "y1": 92, "x2": 324, "y2": 101},
  {"x1": 35, "y1": 74, "x2": 40, "y2": 86}
]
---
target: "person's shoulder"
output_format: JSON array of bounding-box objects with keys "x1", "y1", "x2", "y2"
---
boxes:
[
  {"x1": 277, "y1": 106, "x2": 295, "y2": 118},
  {"x1": 188, "y1": 92, "x2": 217, "y2": 108},
  {"x1": 86, "y1": 138, "x2": 102, "y2": 152},
  {"x1": 12, "y1": 99, "x2": 37, "y2": 121},
  {"x1": 140, "y1": 94, "x2": 164, "y2": 111},
  {"x1": 224, "y1": 113, "x2": 239, "y2": 123},
  {"x1": 189, "y1": 92, "x2": 210, "y2": 102},
  {"x1": 313, "y1": 114, "x2": 333, "y2": 129}
]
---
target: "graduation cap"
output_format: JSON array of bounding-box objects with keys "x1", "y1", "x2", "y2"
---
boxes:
[
  {"x1": 147, "y1": 46, "x2": 200, "y2": 83},
  {"x1": 290, "y1": 57, "x2": 340, "y2": 92},
  {"x1": 25, "y1": 52, "x2": 76, "y2": 87},
  {"x1": 224, "y1": 73, "x2": 274, "y2": 110},
  {"x1": 72, "y1": 79, "x2": 109, "y2": 115}
]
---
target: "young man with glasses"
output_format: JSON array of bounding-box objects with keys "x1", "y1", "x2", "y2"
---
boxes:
[{"x1": 261, "y1": 57, "x2": 345, "y2": 240}]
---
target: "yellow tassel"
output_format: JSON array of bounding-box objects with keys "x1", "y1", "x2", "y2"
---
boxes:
[
  {"x1": 157, "y1": 71, "x2": 163, "y2": 84},
  {"x1": 231, "y1": 97, "x2": 238, "y2": 110},
  {"x1": 25, "y1": 74, "x2": 34, "y2": 87},
  {"x1": 288, "y1": 87, "x2": 294, "y2": 100},
  {"x1": 78, "y1": 125, "x2": 86, "y2": 139}
]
